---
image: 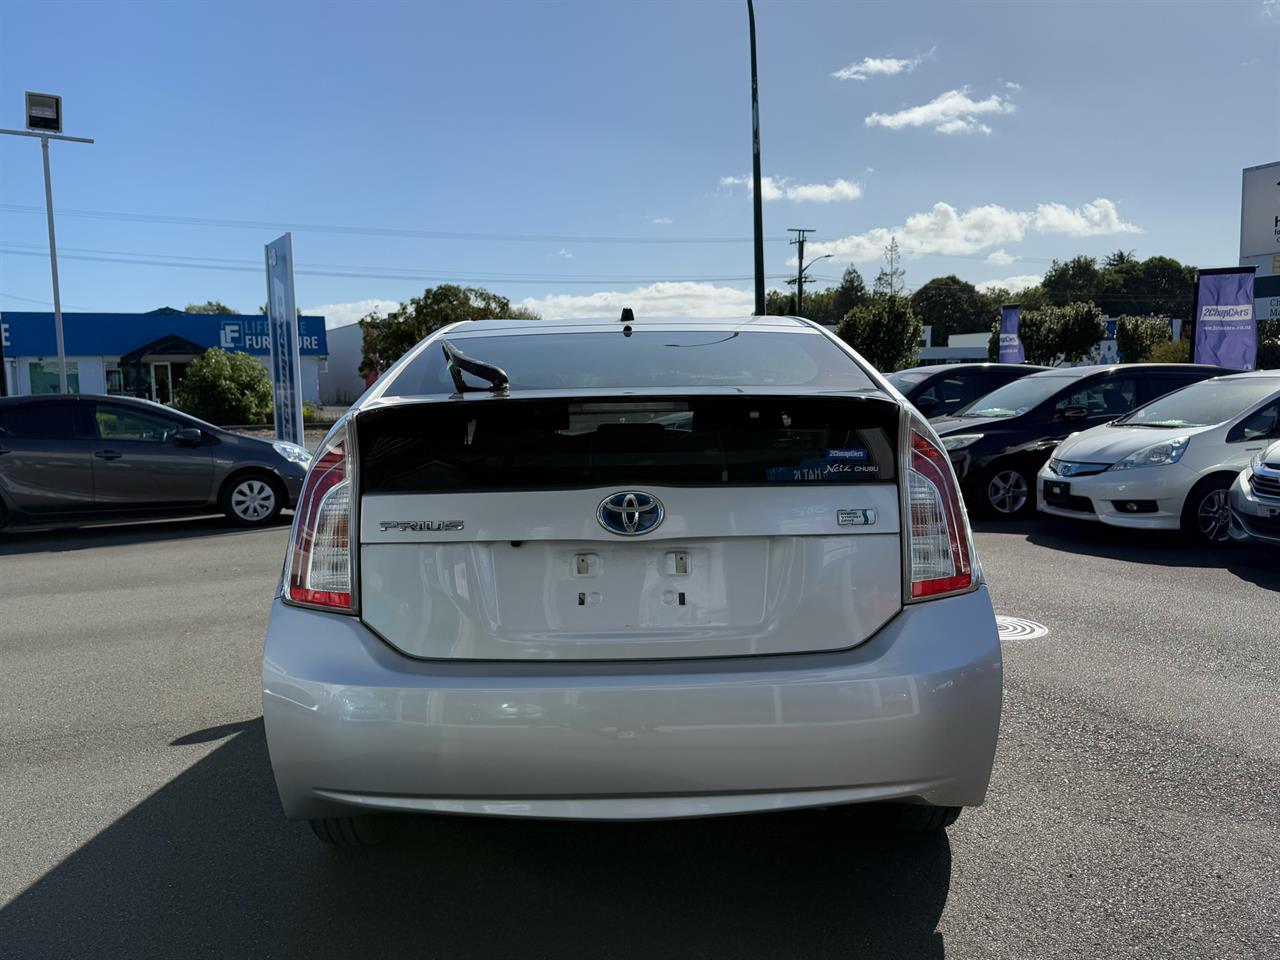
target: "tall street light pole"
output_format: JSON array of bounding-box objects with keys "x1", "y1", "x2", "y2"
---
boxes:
[
  {"x1": 747, "y1": 0, "x2": 766, "y2": 316},
  {"x1": 1, "y1": 93, "x2": 94, "y2": 395}
]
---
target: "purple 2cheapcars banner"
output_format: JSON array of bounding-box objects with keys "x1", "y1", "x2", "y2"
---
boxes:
[
  {"x1": 1193, "y1": 268, "x2": 1256, "y2": 371},
  {"x1": 998, "y1": 304, "x2": 1025, "y2": 363}
]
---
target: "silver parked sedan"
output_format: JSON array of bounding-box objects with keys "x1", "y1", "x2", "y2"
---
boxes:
[
  {"x1": 0, "y1": 394, "x2": 310, "y2": 529},
  {"x1": 263, "y1": 316, "x2": 1003, "y2": 845}
]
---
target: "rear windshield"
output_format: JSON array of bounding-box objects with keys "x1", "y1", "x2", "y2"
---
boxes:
[
  {"x1": 386, "y1": 330, "x2": 876, "y2": 395},
  {"x1": 959, "y1": 373, "x2": 1080, "y2": 418},
  {"x1": 1114, "y1": 378, "x2": 1280, "y2": 428},
  {"x1": 360, "y1": 396, "x2": 898, "y2": 491}
]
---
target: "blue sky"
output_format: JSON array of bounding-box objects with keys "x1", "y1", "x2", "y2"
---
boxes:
[{"x1": 1, "y1": 0, "x2": 1278, "y2": 327}]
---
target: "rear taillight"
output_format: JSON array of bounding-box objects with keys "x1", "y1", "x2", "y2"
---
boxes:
[
  {"x1": 906, "y1": 424, "x2": 975, "y2": 600},
  {"x1": 284, "y1": 423, "x2": 355, "y2": 611}
]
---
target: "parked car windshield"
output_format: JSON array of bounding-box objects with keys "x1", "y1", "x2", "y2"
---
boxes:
[
  {"x1": 1114, "y1": 378, "x2": 1280, "y2": 428},
  {"x1": 886, "y1": 370, "x2": 931, "y2": 391},
  {"x1": 388, "y1": 330, "x2": 877, "y2": 394},
  {"x1": 957, "y1": 373, "x2": 1081, "y2": 418}
]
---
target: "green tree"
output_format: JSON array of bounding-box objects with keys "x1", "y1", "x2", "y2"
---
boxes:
[
  {"x1": 910, "y1": 275, "x2": 985, "y2": 346},
  {"x1": 174, "y1": 348, "x2": 273, "y2": 424},
  {"x1": 988, "y1": 301, "x2": 1105, "y2": 366},
  {"x1": 359, "y1": 285, "x2": 540, "y2": 377},
  {"x1": 873, "y1": 238, "x2": 906, "y2": 297},
  {"x1": 835, "y1": 294, "x2": 922, "y2": 372},
  {"x1": 1149, "y1": 339, "x2": 1191, "y2": 363},
  {"x1": 1103, "y1": 249, "x2": 1138, "y2": 269},
  {"x1": 185, "y1": 300, "x2": 236, "y2": 314},
  {"x1": 830, "y1": 265, "x2": 869, "y2": 319},
  {"x1": 1115, "y1": 315, "x2": 1173, "y2": 362},
  {"x1": 1041, "y1": 255, "x2": 1101, "y2": 306}
]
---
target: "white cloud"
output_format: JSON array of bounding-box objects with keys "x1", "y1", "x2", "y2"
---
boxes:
[
  {"x1": 832, "y1": 48, "x2": 933, "y2": 81},
  {"x1": 865, "y1": 88, "x2": 1016, "y2": 135},
  {"x1": 557, "y1": 248, "x2": 574, "y2": 259},
  {"x1": 1032, "y1": 198, "x2": 1141, "y2": 236},
  {"x1": 720, "y1": 174, "x2": 862, "y2": 202},
  {"x1": 303, "y1": 298, "x2": 401, "y2": 329},
  {"x1": 519, "y1": 281, "x2": 755, "y2": 319},
  {"x1": 807, "y1": 197, "x2": 1141, "y2": 263},
  {"x1": 651, "y1": 217, "x2": 673, "y2": 225},
  {"x1": 1004, "y1": 80, "x2": 1022, "y2": 91},
  {"x1": 1264, "y1": 0, "x2": 1278, "y2": 21},
  {"x1": 977, "y1": 274, "x2": 1042, "y2": 294},
  {"x1": 985, "y1": 249, "x2": 1017, "y2": 266}
]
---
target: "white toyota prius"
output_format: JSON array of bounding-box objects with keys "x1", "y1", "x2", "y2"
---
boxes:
[
  {"x1": 262, "y1": 316, "x2": 1002, "y2": 845},
  {"x1": 1037, "y1": 371, "x2": 1280, "y2": 543}
]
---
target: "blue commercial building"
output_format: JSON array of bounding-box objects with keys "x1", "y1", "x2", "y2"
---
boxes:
[{"x1": 0, "y1": 309, "x2": 328, "y2": 402}]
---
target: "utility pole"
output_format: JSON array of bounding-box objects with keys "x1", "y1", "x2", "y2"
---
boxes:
[
  {"x1": 1, "y1": 93, "x2": 94, "y2": 395},
  {"x1": 747, "y1": 0, "x2": 766, "y2": 315},
  {"x1": 788, "y1": 228, "x2": 813, "y2": 314}
]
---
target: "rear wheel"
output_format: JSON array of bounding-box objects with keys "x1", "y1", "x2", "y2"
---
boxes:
[
  {"x1": 309, "y1": 816, "x2": 383, "y2": 847},
  {"x1": 981, "y1": 464, "x2": 1034, "y2": 518},
  {"x1": 832, "y1": 802, "x2": 962, "y2": 833},
  {"x1": 220, "y1": 473, "x2": 284, "y2": 527},
  {"x1": 1181, "y1": 476, "x2": 1233, "y2": 545}
]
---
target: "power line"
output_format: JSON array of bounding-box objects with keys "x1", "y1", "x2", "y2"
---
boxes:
[
  {"x1": 0, "y1": 203, "x2": 797, "y2": 246},
  {"x1": 0, "y1": 243, "x2": 798, "y2": 286}
]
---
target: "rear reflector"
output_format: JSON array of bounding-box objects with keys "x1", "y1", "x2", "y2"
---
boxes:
[
  {"x1": 907, "y1": 427, "x2": 974, "y2": 600},
  {"x1": 285, "y1": 426, "x2": 354, "y2": 611}
]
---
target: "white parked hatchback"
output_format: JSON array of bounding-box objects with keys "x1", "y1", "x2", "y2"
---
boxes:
[{"x1": 1037, "y1": 371, "x2": 1280, "y2": 543}]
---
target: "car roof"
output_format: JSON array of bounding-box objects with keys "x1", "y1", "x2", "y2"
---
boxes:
[
  {"x1": 1020, "y1": 363, "x2": 1233, "y2": 380},
  {"x1": 891, "y1": 362, "x2": 1051, "y2": 376},
  {"x1": 441, "y1": 316, "x2": 821, "y2": 337}
]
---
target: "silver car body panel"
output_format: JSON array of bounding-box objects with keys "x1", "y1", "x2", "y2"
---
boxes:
[
  {"x1": 262, "y1": 584, "x2": 1002, "y2": 821},
  {"x1": 360, "y1": 484, "x2": 902, "y2": 660}
]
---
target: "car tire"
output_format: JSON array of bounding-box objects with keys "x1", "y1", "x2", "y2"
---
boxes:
[
  {"x1": 1181, "y1": 476, "x2": 1234, "y2": 546},
  {"x1": 219, "y1": 472, "x2": 285, "y2": 527},
  {"x1": 309, "y1": 816, "x2": 383, "y2": 847},
  {"x1": 980, "y1": 464, "x2": 1035, "y2": 519},
  {"x1": 832, "y1": 802, "x2": 962, "y2": 833}
]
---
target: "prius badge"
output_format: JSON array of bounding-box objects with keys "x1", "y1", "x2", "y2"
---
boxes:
[
  {"x1": 597, "y1": 492, "x2": 664, "y2": 536},
  {"x1": 379, "y1": 519, "x2": 464, "y2": 532}
]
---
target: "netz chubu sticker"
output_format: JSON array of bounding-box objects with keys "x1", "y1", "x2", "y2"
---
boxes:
[{"x1": 766, "y1": 457, "x2": 881, "y2": 482}]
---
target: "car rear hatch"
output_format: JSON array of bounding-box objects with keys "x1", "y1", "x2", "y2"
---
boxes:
[{"x1": 352, "y1": 392, "x2": 903, "y2": 661}]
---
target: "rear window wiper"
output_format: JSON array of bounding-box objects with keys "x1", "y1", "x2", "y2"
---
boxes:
[{"x1": 442, "y1": 340, "x2": 510, "y2": 395}]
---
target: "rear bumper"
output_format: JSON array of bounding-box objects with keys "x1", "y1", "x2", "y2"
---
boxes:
[
  {"x1": 1229, "y1": 469, "x2": 1280, "y2": 545},
  {"x1": 262, "y1": 588, "x2": 1002, "y2": 821}
]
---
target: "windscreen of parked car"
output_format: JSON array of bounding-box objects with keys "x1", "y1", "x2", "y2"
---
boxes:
[
  {"x1": 1113, "y1": 378, "x2": 1280, "y2": 428},
  {"x1": 956, "y1": 373, "x2": 1082, "y2": 418},
  {"x1": 886, "y1": 371, "x2": 931, "y2": 392},
  {"x1": 386, "y1": 330, "x2": 876, "y2": 394}
]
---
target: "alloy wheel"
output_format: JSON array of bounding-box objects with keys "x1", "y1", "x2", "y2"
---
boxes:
[
  {"x1": 1196, "y1": 489, "x2": 1231, "y2": 543},
  {"x1": 231, "y1": 478, "x2": 276, "y2": 523},
  {"x1": 987, "y1": 469, "x2": 1029, "y2": 515}
]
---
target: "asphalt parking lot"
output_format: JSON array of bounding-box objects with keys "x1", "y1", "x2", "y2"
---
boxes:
[{"x1": 1, "y1": 515, "x2": 1277, "y2": 960}]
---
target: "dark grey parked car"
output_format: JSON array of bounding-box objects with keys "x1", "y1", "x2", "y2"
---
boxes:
[{"x1": 0, "y1": 394, "x2": 310, "y2": 529}]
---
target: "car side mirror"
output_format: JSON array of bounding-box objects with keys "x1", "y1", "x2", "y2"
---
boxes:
[
  {"x1": 173, "y1": 427, "x2": 203, "y2": 446},
  {"x1": 1057, "y1": 405, "x2": 1089, "y2": 422}
]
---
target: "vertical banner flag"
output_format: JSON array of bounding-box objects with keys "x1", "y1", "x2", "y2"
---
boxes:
[
  {"x1": 1192, "y1": 267, "x2": 1257, "y2": 371},
  {"x1": 265, "y1": 233, "x2": 304, "y2": 445},
  {"x1": 999, "y1": 304, "x2": 1025, "y2": 363}
]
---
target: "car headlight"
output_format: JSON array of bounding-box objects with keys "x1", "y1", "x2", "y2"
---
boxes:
[
  {"x1": 1251, "y1": 449, "x2": 1267, "y2": 471},
  {"x1": 272, "y1": 441, "x2": 312, "y2": 466},
  {"x1": 940, "y1": 433, "x2": 983, "y2": 451},
  {"x1": 1106, "y1": 436, "x2": 1189, "y2": 471}
]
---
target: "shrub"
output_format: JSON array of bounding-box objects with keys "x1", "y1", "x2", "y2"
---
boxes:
[
  {"x1": 174, "y1": 348, "x2": 274, "y2": 424},
  {"x1": 1148, "y1": 339, "x2": 1191, "y2": 364},
  {"x1": 1115, "y1": 315, "x2": 1173, "y2": 362},
  {"x1": 835, "y1": 295, "x2": 922, "y2": 372}
]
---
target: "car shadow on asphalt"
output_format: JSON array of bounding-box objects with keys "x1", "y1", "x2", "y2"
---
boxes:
[
  {"x1": 0, "y1": 719, "x2": 951, "y2": 960},
  {"x1": 0, "y1": 514, "x2": 291, "y2": 556},
  {"x1": 972, "y1": 515, "x2": 1280, "y2": 589}
]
